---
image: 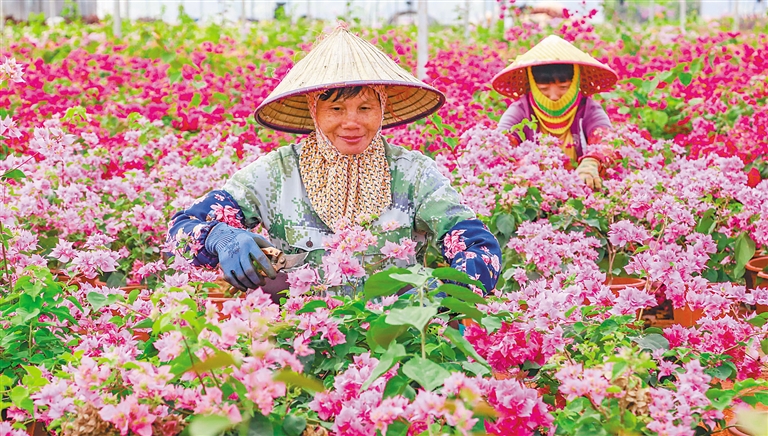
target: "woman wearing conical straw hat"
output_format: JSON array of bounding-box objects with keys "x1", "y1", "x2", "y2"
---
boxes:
[
  {"x1": 168, "y1": 25, "x2": 501, "y2": 297},
  {"x1": 492, "y1": 35, "x2": 619, "y2": 189}
]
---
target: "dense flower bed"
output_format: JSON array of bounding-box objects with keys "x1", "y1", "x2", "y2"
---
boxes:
[{"x1": 1, "y1": 10, "x2": 768, "y2": 436}]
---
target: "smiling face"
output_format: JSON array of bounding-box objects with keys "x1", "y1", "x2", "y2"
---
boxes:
[
  {"x1": 315, "y1": 87, "x2": 383, "y2": 155},
  {"x1": 534, "y1": 79, "x2": 573, "y2": 101}
]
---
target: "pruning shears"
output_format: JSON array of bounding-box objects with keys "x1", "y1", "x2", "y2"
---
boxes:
[{"x1": 261, "y1": 247, "x2": 309, "y2": 275}]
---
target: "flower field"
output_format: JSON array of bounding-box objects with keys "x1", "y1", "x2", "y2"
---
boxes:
[{"x1": 1, "y1": 8, "x2": 768, "y2": 436}]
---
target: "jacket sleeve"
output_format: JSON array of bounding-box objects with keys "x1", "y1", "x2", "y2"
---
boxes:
[
  {"x1": 411, "y1": 155, "x2": 502, "y2": 293},
  {"x1": 441, "y1": 219, "x2": 502, "y2": 294},
  {"x1": 496, "y1": 100, "x2": 527, "y2": 137},
  {"x1": 581, "y1": 98, "x2": 612, "y2": 137},
  {"x1": 167, "y1": 190, "x2": 249, "y2": 267},
  {"x1": 578, "y1": 99, "x2": 616, "y2": 169}
]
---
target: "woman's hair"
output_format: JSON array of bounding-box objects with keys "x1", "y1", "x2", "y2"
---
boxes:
[
  {"x1": 530, "y1": 64, "x2": 575, "y2": 84},
  {"x1": 319, "y1": 86, "x2": 367, "y2": 102}
]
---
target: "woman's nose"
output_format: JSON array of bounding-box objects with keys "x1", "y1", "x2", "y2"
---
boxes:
[{"x1": 340, "y1": 113, "x2": 362, "y2": 127}]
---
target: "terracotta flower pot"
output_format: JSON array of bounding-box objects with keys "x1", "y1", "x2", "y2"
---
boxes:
[
  {"x1": 672, "y1": 306, "x2": 704, "y2": 327},
  {"x1": 26, "y1": 420, "x2": 48, "y2": 436},
  {"x1": 55, "y1": 270, "x2": 106, "y2": 287},
  {"x1": 745, "y1": 256, "x2": 768, "y2": 290},
  {"x1": 605, "y1": 277, "x2": 647, "y2": 295},
  {"x1": 754, "y1": 272, "x2": 768, "y2": 314}
]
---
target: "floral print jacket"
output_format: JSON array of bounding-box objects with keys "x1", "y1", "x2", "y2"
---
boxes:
[{"x1": 168, "y1": 139, "x2": 501, "y2": 293}]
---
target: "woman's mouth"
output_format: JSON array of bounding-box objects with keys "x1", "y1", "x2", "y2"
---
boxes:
[{"x1": 340, "y1": 136, "x2": 364, "y2": 145}]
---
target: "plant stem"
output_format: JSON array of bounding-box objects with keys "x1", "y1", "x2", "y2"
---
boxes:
[
  {"x1": 420, "y1": 284, "x2": 426, "y2": 359},
  {"x1": 182, "y1": 337, "x2": 208, "y2": 395},
  {"x1": 0, "y1": 220, "x2": 13, "y2": 291}
]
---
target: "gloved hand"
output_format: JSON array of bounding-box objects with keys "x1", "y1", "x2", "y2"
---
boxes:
[
  {"x1": 205, "y1": 223, "x2": 277, "y2": 291},
  {"x1": 576, "y1": 157, "x2": 602, "y2": 190}
]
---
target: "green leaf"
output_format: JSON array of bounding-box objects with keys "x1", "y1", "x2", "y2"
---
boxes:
[
  {"x1": 190, "y1": 93, "x2": 202, "y2": 108},
  {"x1": 10, "y1": 386, "x2": 33, "y2": 413},
  {"x1": 437, "y1": 284, "x2": 485, "y2": 304},
  {"x1": 86, "y1": 292, "x2": 120, "y2": 311},
  {"x1": 439, "y1": 297, "x2": 484, "y2": 321},
  {"x1": 461, "y1": 361, "x2": 490, "y2": 377},
  {"x1": 385, "y1": 421, "x2": 409, "y2": 436},
  {"x1": 705, "y1": 388, "x2": 736, "y2": 410},
  {"x1": 366, "y1": 317, "x2": 408, "y2": 350},
  {"x1": 695, "y1": 209, "x2": 717, "y2": 234},
  {"x1": 296, "y1": 300, "x2": 328, "y2": 314},
  {"x1": 690, "y1": 58, "x2": 703, "y2": 75},
  {"x1": 382, "y1": 375, "x2": 411, "y2": 399},
  {"x1": 636, "y1": 333, "x2": 670, "y2": 352},
  {"x1": 189, "y1": 350, "x2": 239, "y2": 374},
  {"x1": 443, "y1": 326, "x2": 490, "y2": 368},
  {"x1": 431, "y1": 267, "x2": 485, "y2": 291},
  {"x1": 385, "y1": 306, "x2": 438, "y2": 332},
  {"x1": 168, "y1": 70, "x2": 183, "y2": 84},
  {"x1": 496, "y1": 213, "x2": 516, "y2": 237},
  {"x1": 187, "y1": 414, "x2": 233, "y2": 436},
  {"x1": 480, "y1": 315, "x2": 502, "y2": 333},
  {"x1": 402, "y1": 357, "x2": 450, "y2": 392},
  {"x1": 706, "y1": 363, "x2": 734, "y2": 380},
  {"x1": 105, "y1": 271, "x2": 127, "y2": 288},
  {"x1": 611, "y1": 361, "x2": 628, "y2": 380},
  {"x1": 133, "y1": 317, "x2": 154, "y2": 329},
  {"x1": 273, "y1": 370, "x2": 325, "y2": 393},
  {"x1": 361, "y1": 343, "x2": 406, "y2": 391},
  {"x1": 364, "y1": 268, "x2": 410, "y2": 300},
  {"x1": 1, "y1": 169, "x2": 26, "y2": 183},
  {"x1": 389, "y1": 273, "x2": 428, "y2": 288},
  {"x1": 282, "y1": 415, "x2": 307, "y2": 436},
  {"x1": 678, "y1": 72, "x2": 693, "y2": 86},
  {"x1": 734, "y1": 232, "x2": 756, "y2": 278},
  {"x1": 761, "y1": 338, "x2": 768, "y2": 355}
]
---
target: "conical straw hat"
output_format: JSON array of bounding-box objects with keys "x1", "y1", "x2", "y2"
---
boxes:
[
  {"x1": 255, "y1": 26, "x2": 445, "y2": 134},
  {"x1": 491, "y1": 35, "x2": 618, "y2": 99}
]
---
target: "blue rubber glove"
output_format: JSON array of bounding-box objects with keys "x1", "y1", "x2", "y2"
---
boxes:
[{"x1": 205, "y1": 223, "x2": 277, "y2": 291}]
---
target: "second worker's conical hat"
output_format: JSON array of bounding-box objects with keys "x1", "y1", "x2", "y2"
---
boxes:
[
  {"x1": 255, "y1": 26, "x2": 445, "y2": 134},
  {"x1": 491, "y1": 35, "x2": 618, "y2": 99}
]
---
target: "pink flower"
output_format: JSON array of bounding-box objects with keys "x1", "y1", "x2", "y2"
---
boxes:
[
  {"x1": 0, "y1": 422, "x2": 28, "y2": 436},
  {"x1": 370, "y1": 396, "x2": 409, "y2": 434},
  {"x1": 380, "y1": 238, "x2": 417, "y2": 260},
  {"x1": 0, "y1": 116, "x2": 21, "y2": 139},
  {"x1": 608, "y1": 220, "x2": 651, "y2": 247},
  {"x1": 85, "y1": 233, "x2": 115, "y2": 249},
  {"x1": 381, "y1": 220, "x2": 401, "y2": 231},
  {"x1": 99, "y1": 395, "x2": 157, "y2": 436},
  {"x1": 0, "y1": 57, "x2": 24, "y2": 83},
  {"x1": 154, "y1": 331, "x2": 184, "y2": 361},
  {"x1": 31, "y1": 379, "x2": 74, "y2": 420},
  {"x1": 287, "y1": 266, "x2": 320, "y2": 297}
]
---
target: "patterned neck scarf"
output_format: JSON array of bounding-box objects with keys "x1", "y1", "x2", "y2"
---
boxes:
[
  {"x1": 299, "y1": 87, "x2": 392, "y2": 228},
  {"x1": 528, "y1": 65, "x2": 582, "y2": 160}
]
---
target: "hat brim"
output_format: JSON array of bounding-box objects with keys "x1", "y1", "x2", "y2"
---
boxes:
[
  {"x1": 491, "y1": 60, "x2": 618, "y2": 99},
  {"x1": 255, "y1": 81, "x2": 445, "y2": 134}
]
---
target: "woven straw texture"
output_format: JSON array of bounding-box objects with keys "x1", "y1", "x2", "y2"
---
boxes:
[
  {"x1": 255, "y1": 27, "x2": 445, "y2": 134},
  {"x1": 492, "y1": 35, "x2": 618, "y2": 99}
]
